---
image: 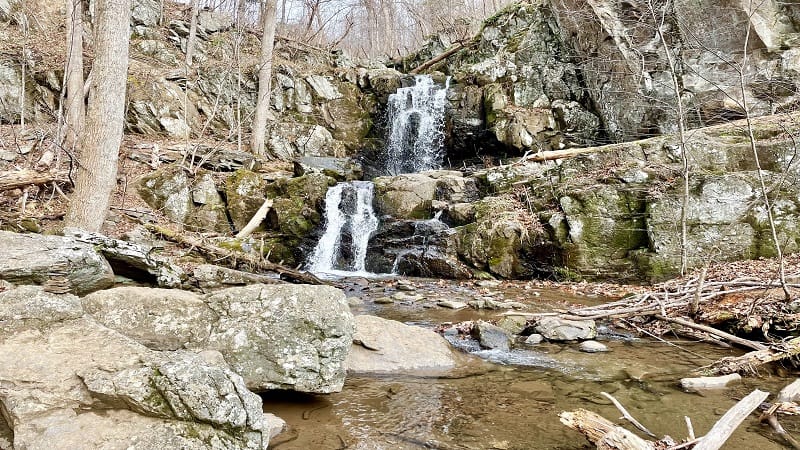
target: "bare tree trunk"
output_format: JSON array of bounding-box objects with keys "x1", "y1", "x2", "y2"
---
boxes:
[
  {"x1": 64, "y1": 0, "x2": 85, "y2": 150},
  {"x1": 739, "y1": 0, "x2": 791, "y2": 300},
  {"x1": 250, "y1": 0, "x2": 277, "y2": 156},
  {"x1": 185, "y1": 0, "x2": 200, "y2": 66},
  {"x1": 65, "y1": 0, "x2": 131, "y2": 232},
  {"x1": 651, "y1": 0, "x2": 690, "y2": 275}
]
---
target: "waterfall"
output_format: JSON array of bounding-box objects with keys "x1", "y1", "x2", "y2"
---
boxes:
[
  {"x1": 384, "y1": 75, "x2": 450, "y2": 175},
  {"x1": 308, "y1": 75, "x2": 450, "y2": 276},
  {"x1": 307, "y1": 181, "x2": 379, "y2": 275}
]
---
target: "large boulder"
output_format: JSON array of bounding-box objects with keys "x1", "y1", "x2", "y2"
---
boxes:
[
  {"x1": 373, "y1": 173, "x2": 438, "y2": 219},
  {"x1": 0, "y1": 231, "x2": 115, "y2": 295},
  {"x1": 0, "y1": 286, "x2": 280, "y2": 450},
  {"x1": 136, "y1": 164, "x2": 193, "y2": 224},
  {"x1": 454, "y1": 195, "x2": 540, "y2": 279},
  {"x1": 80, "y1": 284, "x2": 354, "y2": 394},
  {"x1": 534, "y1": 317, "x2": 597, "y2": 341},
  {"x1": 204, "y1": 284, "x2": 353, "y2": 393},
  {"x1": 346, "y1": 315, "x2": 461, "y2": 373}
]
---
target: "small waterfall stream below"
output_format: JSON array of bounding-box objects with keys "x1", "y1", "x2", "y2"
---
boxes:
[{"x1": 307, "y1": 181, "x2": 379, "y2": 276}]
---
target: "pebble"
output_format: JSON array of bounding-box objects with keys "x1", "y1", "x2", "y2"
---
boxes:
[
  {"x1": 347, "y1": 296, "x2": 363, "y2": 306},
  {"x1": 578, "y1": 340, "x2": 609, "y2": 353},
  {"x1": 525, "y1": 334, "x2": 544, "y2": 345},
  {"x1": 374, "y1": 297, "x2": 394, "y2": 304},
  {"x1": 0, "y1": 150, "x2": 17, "y2": 161}
]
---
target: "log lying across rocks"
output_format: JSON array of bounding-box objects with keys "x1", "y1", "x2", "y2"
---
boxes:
[{"x1": 145, "y1": 224, "x2": 326, "y2": 285}]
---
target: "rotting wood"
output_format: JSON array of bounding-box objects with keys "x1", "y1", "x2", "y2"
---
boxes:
[
  {"x1": 703, "y1": 337, "x2": 800, "y2": 376},
  {"x1": 145, "y1": 223, "x2": 327, "y2": 285},
  {"x1": 127, "y1": 145, "x2": 259, "y2": 172},
  {"x1": 0, "y1": 169, "x2": 69, "y2": 191},
  {"x1": 693, "y1": 389, "x2": 769, "y2": 450},
  {"x1": 559, "y1": 409, "x2": 656, "y2": 450}
]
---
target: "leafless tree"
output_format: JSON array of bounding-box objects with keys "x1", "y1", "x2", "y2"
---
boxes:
[
  {"x1": 65, "y1": 0, "x2": 132, "y2": 231},
  {"x1": 251, "y1": 0, "x2": 278, "y2": 156}
]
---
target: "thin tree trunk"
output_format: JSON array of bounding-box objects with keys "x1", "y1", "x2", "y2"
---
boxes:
[
  {"x1": 739, "y1": 0, "x2": 791, "y2": 300},
  {"x1": 64, "y1": 0, "x2": 85, "y2": 150},
  {"x1": 250, "y1": 0, "x2": 277, "y2": 156},
  {"x1": 185, "y1": 0, "x2": 200, "y2": 66},
  {"x1": 651, "y1": 0, "x2": 690, "y2": 275},
  {"x1": 65, "y1": 0, "x2": 131, "y2": 232}
]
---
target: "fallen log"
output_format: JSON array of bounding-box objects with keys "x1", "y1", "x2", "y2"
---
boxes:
[
  {"x1": 760, "y1": 379, "x2": 800, "y2": 450},
  {"x1": 235, "y1": 198, "x2": 273, "y2": 239},
  {"x1": 0, "y1": 169, "x2": 70, "y2": 191},
  {"x1": 656, "y1": 315, "x2": 767, "y2": 351},
  {"x1": 559, "y1": 409, "x2": 656, "y2": 450},
  {"x1": 145, "y1": 224, "x2": 327, "y2": 285},
  {"x1": 703, "y1": 337, "x2": 800, "y2": 376},
  {"x1": 127, "y1": 144, "x2": 260, "y2": 172},
  {"x1": 694, "y1": 389, "x2": 769, "y2": 450},
  {"x1": 409, "y1": 42, "x2": 469, "y2": 74}
]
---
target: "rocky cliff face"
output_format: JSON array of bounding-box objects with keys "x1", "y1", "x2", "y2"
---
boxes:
[{"x1": 401, "y1": 0, "x2": 800, "y2": 162}]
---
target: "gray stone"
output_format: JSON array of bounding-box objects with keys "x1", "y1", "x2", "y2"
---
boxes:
[
  {"x1": 578, "y1": 340, "x2": 609, "y2": 353},
  {"x1": 305, "y1": 75, "x2": 343, "y2": 100},
  {"x1": 204, "y1": 284, "x2": 354, "y2": 393},
  {"x1": 293, "y1": 156, "x2": 362, "y2": 181},
  {"x1": 82, "y1": 287, "x2": 217, "y2": 351},
  {"x1": 534, "y1": 317, "x2": 597, "y2": 341},
  {"x1": 525, "y1": 334, "x2": 544, "y2": 345},
  {"x1": 198, "y1": 10, "x2": 233, "y2": 33},
  {"x1": 136, "y1": 164, "x2": 193, "y2": 224},
  {"x1": 0, "y1": 300, "x2": 277, "y2": 450},
  {"x1": 0, "y1": 231, "x2": 115, "y2": 295},
  {"x1": 346, "y1": 315, "x2": 460, "y2": 373},
  {"x1": 0, "y1": 150, "x2": 17, "y2": 161},
  {"x1": 373, "y1": 173, "x2": 438, "y2": 219},
  {"x1": 0, "y1": 285, "x2": 83, "y2": 336},
  {"x1": 438, "y1": 300, "x2": 468, "y2": 309},
  {"x1": 131, "y1": 0, "x2": 160, "y2": 27},
  {"x1": 497, "y1": 315, "x2": 528, "y2": 335},
  {"x1": 472, "y1": 321, "x2": 512, "y2": 351}
]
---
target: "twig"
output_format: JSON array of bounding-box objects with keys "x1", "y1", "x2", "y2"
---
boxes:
[{"x1": 601, "y1": 392, "x2": 656, "y2": 438}]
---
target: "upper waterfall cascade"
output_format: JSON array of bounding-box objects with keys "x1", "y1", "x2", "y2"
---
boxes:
[{"x1": 384, "y1": 75, "x2": 450, "y2": 176}]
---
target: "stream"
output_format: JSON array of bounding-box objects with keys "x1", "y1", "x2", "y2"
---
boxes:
[{"x1": 264, "y1": 277, "x2": 799, "y2": 449}]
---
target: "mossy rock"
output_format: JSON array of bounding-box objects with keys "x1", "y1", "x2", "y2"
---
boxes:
[
  {"x1": 224, "y1": 169, "x2": 266, "y2": 232},
  {"x1": 265, "y1": 173, "x2": 333, "y2": 238},
  {"x1": 136, "y1": 164, "x2": 193, "y2": 224}
]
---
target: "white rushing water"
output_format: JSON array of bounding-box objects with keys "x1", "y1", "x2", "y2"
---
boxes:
[
  {"x1": 307, "y1": 181, "x2": 379, "y2": 275},
  {"x1": 384, "y1": 75, "x2": 450, "y2": 175}
]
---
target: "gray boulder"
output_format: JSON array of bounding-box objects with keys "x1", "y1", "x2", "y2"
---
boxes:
[
  {"x1": 472, "y1": 321, "x2": 512, "y2": 351},
  {"x1": 0, "y1": 286, "x2": 279, "y2": 450},
  {"x1": 136, "y1": 164, "x2": 193, "y2": 224},
  {"x1": 373, "y1": 173, "x2": 438, "y2": 219},
  {"x1": 81, "y1": 284, "x2": 354, "y2": 394},
  {"x1": 346, "y1": 315, "x2": 460, "y2": 373},
  {"x1": 293, "y1": 156, "x2": 363, "y2": 181},
  {"x1": 82, "y1": 287, "x2": 217, "y2": 351},
  {"x1": 204, "y1": 284, "x2": 353, "y2": 393},
  {"x1": 0, "y1": 231, "x2": 115, "y2": 295},
  {"x1": 534, "y1": 317, "x2": 597, "y2": 341}
]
